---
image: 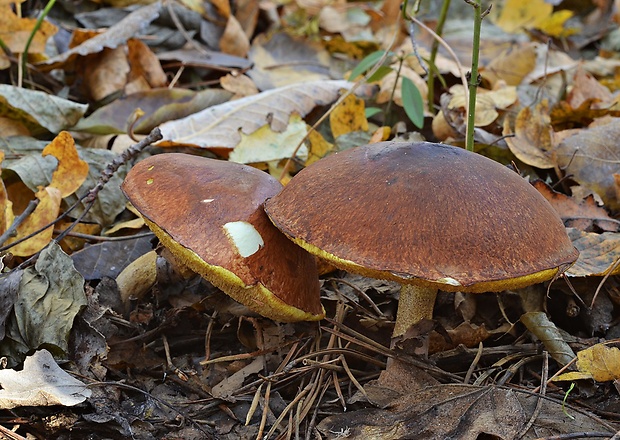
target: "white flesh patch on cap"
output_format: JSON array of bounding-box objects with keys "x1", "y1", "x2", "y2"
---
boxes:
[
  {"x1": 223, "y1": 221, "x2": 264, "y2": 258},
  {"x1": 438, "y1": 277, "x2": 461, "y2": 287}
]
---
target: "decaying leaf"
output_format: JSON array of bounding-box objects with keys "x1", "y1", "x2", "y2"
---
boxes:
[
  {"x1": 247, "y1": 32, "x2": 332, "y2": 90},
  {"x1": 492, "y1": 0, "x2": 553, "y2": 34},
  {"x1": 553, "y1": 343, "x2": 620, "y2": 382},
  {"x1": 0, "y1": 151, "x2": 13, "y2": 236},
  {"x1": 555, "y1": 118, "x2": 620, "y2": 211},
  {"x1": 318, "y1": 384, "x2": 526, "y2": 440},
  {"x1": 229, "y1": 112, "x2": 308, "y2": 164},
  {"x1": 7, "y1": 186, "x2": 62, "y2": 257},
  {"x1": 520, "y1": 312, "x2": 576, "y2": 366},
  {"x1": 6, "y1": 132, "x2": 88, "y2": 256},
  {"x1": 0, "y1": 85, "x2": 88, "y2": 135},
  {"x1": 73, "y1": 88, "x2": 233, "y2": 135},
  {"x1": 38, "y1": 2, "x2": 162, "y2": 71},
  {"x1": 42, "y1": 132, "x2": 89, "y2": 198},
  {"x1": 0, "y1": 5, "x2": 57, "y2": 65},
  {"x1": 0, "y1": 349, "x2": 91, "y2": 409},
  {"x1": 481, "y1": 43, "x2": 537, "y2": 87},
  {"x1": 447, "y1": 84, "x2": 517, "y2": 127},
  {"x1": 0, "y1": 242, "x2": 87, "y2": 366},
  {"x1": 504, "y1": 100, "x2": 555, "y2": 169},
  {"x1": 329, "y1": 93, "x2": 368, "y2": 138},
  {"x1": 532, "y1": 180, "x2": 619, "y2": 232},
  {"x1": 159, "y1": 80, "x2": 370, "y2": 150},
  {"x1": 566, "y1": 228, "x2": 620, "y2": 277}
]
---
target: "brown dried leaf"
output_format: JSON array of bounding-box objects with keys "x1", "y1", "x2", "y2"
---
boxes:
[
  {"x1": 567, "y1": 66, "x2": 614, "y2": 110},
  {"x1": 38, "y1": 2, "x2": 161, "y2": 71},
  {"x1": 318, "y1": 384, "x2": 526, "y2": 440},
  {"x1": 480, "y1": 43, "x2": 537, "y2": 87},
  {"x1": 504, "y1": 100, "x2": 555, "y2": 168},
  {"x1": 555, "y1": 118, "x2": 620, "y2": 211},
  {"x1": 219, "y1": 15, "x2": 250, "y2": 58},
  {"x1": 532, "y1": 180, "x2": 619, "y2": 232},
  {"x1": 566, "y1": 228, "x2": 620, "y2": 277}
]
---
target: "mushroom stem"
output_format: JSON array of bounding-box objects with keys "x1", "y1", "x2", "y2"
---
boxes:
[{"x1": 393, "y1": 284, "x2": 438, "y2": 337}]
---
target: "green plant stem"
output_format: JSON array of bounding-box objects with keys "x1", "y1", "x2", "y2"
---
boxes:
[
  {"x1": 20, "y1": 0, "x2": 57, "y2": 87},
  {"x1": 465, "y1": 0, "x2": 482, "y2": 152},
  {"x1": 427, "y1": 0, "x2": 452, "y2": 115}
]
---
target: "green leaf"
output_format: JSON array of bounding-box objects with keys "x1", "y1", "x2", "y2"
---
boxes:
[
  {"x1": 365, "y1": 107, "x2": 382, "y2": 118},
  {"x1": 349, "y1": 50, "x2": 391, "y2": 81},
  {"x1": 402, "y1": 77, "x2": 424, "y2": 128},
  {"x1": 367, "y1": 65, "x2": 395, "y2": 83}
]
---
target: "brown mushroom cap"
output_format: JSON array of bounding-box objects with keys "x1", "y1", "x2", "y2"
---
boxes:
[
  {"x1": 121, "y1": 153, "x2": 324, "y2": 322},
  {"x1": 264, "y1": 142, "x2": 579, "y2": 293}
]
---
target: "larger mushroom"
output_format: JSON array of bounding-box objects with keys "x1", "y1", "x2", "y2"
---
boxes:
[
  {"x1": 264, "y1": 142, "x2": 578, "y2": 337},
  {"x1": 121, "y1": 153, "x2": 324, "y2": 322}
]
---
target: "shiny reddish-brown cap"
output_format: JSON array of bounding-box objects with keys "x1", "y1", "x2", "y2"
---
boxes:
[
  {"x1": 264, "y1": 142, "x2": 579, "y2": 293},
  {"x1": 121, "y1": 153, "x2": 324, "y2": 322}
]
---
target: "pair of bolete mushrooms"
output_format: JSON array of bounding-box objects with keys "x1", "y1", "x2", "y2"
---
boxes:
[{"x1": 121, "y1": 142, "x2": 579, "y2": 341}]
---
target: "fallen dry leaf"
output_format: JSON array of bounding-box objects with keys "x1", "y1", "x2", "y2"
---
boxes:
[
  {"x1": 329, "y1": 93, "x2": 368, "y2": 138},
  {"x1": 0, "y1": 151, "x2": 13, "y2": 236},
  {"x1": 318, "y1": 384, "x2": 526, "y2": 440},
  {"x1": 159, "y1": 80, "x2": 370, "y2": 150},
  {"x1": 0, "y1": 349, "x2": 90, "y2": 409},
  {"x1": 448, "y1": 84, "x2": 517, "y2": 127},
  {"x1": 220, "y1": 15, "x2": 250, "y2": 57},
  {"x1": 481, "y1": 43, "x2": 537, "y2": 87},
  {"x1": 38, "y1": 2, "x2": 162, "y2": 71},
  {"x1": 42, "y1": 132, "x2": 89, "y2": 198},
  {"x1": 555, "y1": 117, "x2": 620, "y2": 211},
  {"x1": 504, "y1": 100, "x2": 555, "y2": 169},
  {"x1": 532, "y1": 180, "x2": 619, "y2": 232},
  {"x1": 554, "y1": 343, "x2": 620, "y2": 382},
  {"x1": 8, "y1": 186, "x2": 62, "y2": 257},
  {"x1": 0, "y1": 5, "x2": 57, "y2": 59},
  {"x1": 228, "y1": 113, "x2": 309, "y2": 164},
  {"x1": 566, "y1": 228, "x2": 620, "y2": 277},
  {"x1": 567, "y1": 66, "x2": 614, "y2": 110},
  {"x1": 492, "y1": 0, "x2": 552, "y2": 34}
]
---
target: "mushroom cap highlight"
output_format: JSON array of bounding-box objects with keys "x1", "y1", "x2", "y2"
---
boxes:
[
  {"x1": 121, "y1": 153, "x2": 324, "y2": 322},
  {"x1": 264, "y1": 142, "x2": 579, "y2": 293}
]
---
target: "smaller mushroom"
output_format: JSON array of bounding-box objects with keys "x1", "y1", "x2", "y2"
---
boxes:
[
  {"x1": 121, "y1": 153, "x2": 324, "y2": 322},
  {"x1": 264, "y1": 142, "x2": 578, "y2": 339}
]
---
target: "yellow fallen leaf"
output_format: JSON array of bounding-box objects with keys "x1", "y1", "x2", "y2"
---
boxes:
[
  {"x1": 481, "y1": 43, "x2": 537, "y2": 87},
  {"x1": 305, "y1": 129, "x2": 334, "y2": 166},
  {"x1": 9, "y1": 186, "x2": 62, "y2": 257},
  {"x1": 554, "y1": 344, "x2": 620, "y2": 382},
  {"x1": 535, "y1": 10, "x2": 578, "y2": 38},
  {"x1": 0, "y1": 5, "x2": 57, "y2": 55},
  {"x1": 329, "y1": 93, "x2": 368, "y2": 138},
  {"x1": 0, "y1": 151, "x2": 14, "y2": 236},
  {"x1": 492, "y1": 0, "x2": 552, "y2": 34},
  {"x1": 42, "y1": 131, "x2": 89, "y2": 198},
  {"x1": 229, "y1": 113, "x2": 308, "y2": 164}
]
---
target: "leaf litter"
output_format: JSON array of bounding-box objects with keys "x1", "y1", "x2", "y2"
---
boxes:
[{"x1": 0, "y1": 0, "x2": 620, "y2": 438}]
